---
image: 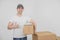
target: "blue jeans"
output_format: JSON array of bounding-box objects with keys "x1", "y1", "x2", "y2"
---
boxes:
[{"x1": 13, "y1": 37, "x2": 27, "y2": 40}]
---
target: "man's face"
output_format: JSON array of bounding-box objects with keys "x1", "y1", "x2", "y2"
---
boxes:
[{"x1": 17, "y1": 7, "x2": 24, "y2": 14}]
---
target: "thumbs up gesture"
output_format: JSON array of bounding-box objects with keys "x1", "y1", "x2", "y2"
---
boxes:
[{"x1": 13, "y1": 22, "x2": 19, "y2": 29}]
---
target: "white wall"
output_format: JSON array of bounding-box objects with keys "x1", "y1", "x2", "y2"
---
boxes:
[
  {"x1": 0, "y1": 0, "x2": 60, "y2": 40},
  {"x1": 35, "y1": 0, "x2": 60, "y2": 36}
]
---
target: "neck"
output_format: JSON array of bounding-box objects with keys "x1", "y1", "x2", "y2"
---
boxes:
[{"x1": 17, "y1": 13, "x2": 22, "y2": 17}]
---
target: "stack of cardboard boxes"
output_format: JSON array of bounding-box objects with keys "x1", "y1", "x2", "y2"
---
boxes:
[
  {"x1": 32, "y1": 32, "x2": 56, "y2": 40},
  {"x1": 23, "y1": 24, "x2": 57, "y2": 40}
]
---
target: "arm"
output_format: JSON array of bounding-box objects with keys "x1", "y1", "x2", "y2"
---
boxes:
[
  {"x1": 29, "y1": 19, "x2": 36, "y2": 31},
  {"x1": 8, "y1": 22, "x2": 19, "y2": 30}
]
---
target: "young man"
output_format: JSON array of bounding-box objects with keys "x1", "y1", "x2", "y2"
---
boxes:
[{"x1": 8, "y1": 4, "x2": 36, "y2": 40}]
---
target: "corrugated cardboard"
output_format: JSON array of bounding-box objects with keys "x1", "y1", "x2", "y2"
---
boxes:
[
  {"x1": 23, "y1": 24, "x2": 35, "y2": 35},
  {"x1": 32, "y1": 32, "x2": 56, "y2": 40},
  {"x1": 57, "y1": 36, "x2": 60, "y2": 40},
  {"x1": 32, "y1": 34, "x2": 38, "y2": 40}
]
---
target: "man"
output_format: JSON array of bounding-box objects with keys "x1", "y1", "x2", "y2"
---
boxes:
[{"x1": 8, "y1": 4, "x2": 36, "y2": 40}]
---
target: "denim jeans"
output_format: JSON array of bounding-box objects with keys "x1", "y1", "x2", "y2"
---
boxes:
[{"x1": 13, "y1": 37, "x2": 27, "y2": 40}]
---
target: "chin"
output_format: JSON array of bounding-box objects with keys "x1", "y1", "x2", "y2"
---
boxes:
[{"x1": 19, "y1": 12, "x2": 22, "y2": 14}]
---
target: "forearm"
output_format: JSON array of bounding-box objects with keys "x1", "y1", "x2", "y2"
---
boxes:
[{"x1": 8, "y1": 25, "x2": 19, "y2": 30}]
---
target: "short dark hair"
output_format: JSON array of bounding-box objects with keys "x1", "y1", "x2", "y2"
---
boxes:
[{"x1": 17, "y1": 4, "x2": 24, "y2": 9}]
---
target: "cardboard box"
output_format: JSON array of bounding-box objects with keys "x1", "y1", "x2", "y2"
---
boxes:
[
  {"x1": 32, "y1": 31, "x2": 56, "y2": 40},
  {"x1": 57, "y1": 36, "x2": 60, "y2": 40},
  {"x1": 23, "y1": 24, "x2": 35, "y2": 35}
]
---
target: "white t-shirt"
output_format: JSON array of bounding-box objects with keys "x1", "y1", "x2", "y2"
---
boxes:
[{"x1": 9, "y1": 15, "x2": 31, "y2": 38}]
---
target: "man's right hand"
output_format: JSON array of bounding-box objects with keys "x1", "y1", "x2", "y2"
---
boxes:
[
  {"x1": 14, "y1": 22, "x2": 19, "y2": 29},
  {"x1": 8, "y1": 22, "x2": 19, "y2": 30}
]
